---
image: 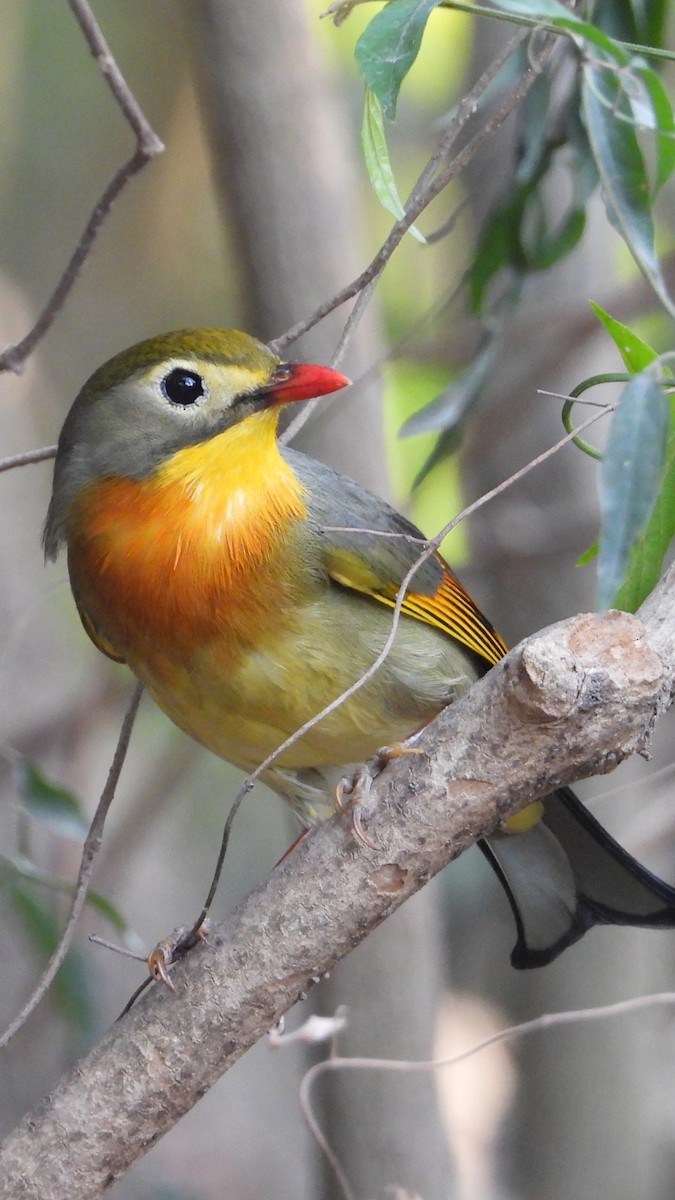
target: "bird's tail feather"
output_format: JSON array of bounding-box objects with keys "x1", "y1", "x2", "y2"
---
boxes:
[{"x1": 481, "y1": 786, "x2": 675, "y2": 969}]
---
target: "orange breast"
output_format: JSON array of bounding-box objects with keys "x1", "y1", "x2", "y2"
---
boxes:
[{"x1": 66, "y1": 411, "x2": 308, "y2": 675}]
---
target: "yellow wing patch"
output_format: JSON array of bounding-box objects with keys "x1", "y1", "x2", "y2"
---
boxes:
[
  {"x1": 325, "y1": 546, "x2": 508, "y2": 667},
  {"x1": 377, "y1": 569, "x2": 508, "y2": 667}
]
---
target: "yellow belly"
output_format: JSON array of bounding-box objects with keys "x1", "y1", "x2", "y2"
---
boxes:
[{"x1": 132, "y1": 583, "x2": 475, "y2": 775}]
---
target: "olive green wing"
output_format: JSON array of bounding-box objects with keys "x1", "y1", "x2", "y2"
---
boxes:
[{"x1": 286, "y1": 447, "x2": 507, "y2": 669}]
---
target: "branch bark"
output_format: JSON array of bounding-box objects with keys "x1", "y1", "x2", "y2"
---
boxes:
[{"x1": 1, "y1": 567, "x2": 675, "y2": 1198}]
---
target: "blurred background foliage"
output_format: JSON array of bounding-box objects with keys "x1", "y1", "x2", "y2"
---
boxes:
[{"x1": 1, "y1": 2, "x2": 675, "y2": 1199}]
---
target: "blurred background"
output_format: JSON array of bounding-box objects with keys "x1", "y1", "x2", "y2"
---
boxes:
[{"x1": 1, "y1": 2, "x2": 675, "y2": 1198}]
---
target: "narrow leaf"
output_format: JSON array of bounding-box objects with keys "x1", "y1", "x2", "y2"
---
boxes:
[
  {"x1": 625, "y1": 0, "x2": 668, "y2": 47},
  {"x1": 614, "y1": 387, "x2": 675, "y2": 611},
  {"x1": 361, "y1": 89, "x2": 426, "y2": 242},
  {"x1": 400, "y1": 337, "x2": 499, "y2": 436},
  {"x1": 636, "y1": 66, "x2": 675, "y2": 193},
  {"x1": 527, "y1": 207, "x2": 586, "y2": 270},
  {"x1": 6, "y1": 853, "x2": 135, "y2": 939},
  {"x1": 355, "y1": 0, "x2": 443, "y2": 120},
  {"x1": 577, "y1": 540, "x2": 598, "y2": 566},
  {"x1": 597, "y1": 373, "x2": 669, "y2": 608},
  {"x1": 469, "y1": 196, "x2": 525, "y2": 312},
  {"x1": 515, "y1": 74, "x2": 552, "y2": 186},
  {"x1": 490, "y1": 1, "x2": 632, "y2": 61},
  {"x1": 12, "y1": 884, "x2": 96, "y2": 1033},
  {"x1": 412, "y1": 424, "x2": 463, "y2": 489},
  {"x1": 18, "y1": 761, "x2": 86, "y2": 838},
  {"x1": 590, "y1": 301, "x2": 659, "y2": 373},
  {"x1": 582, "y1": 63, "x2": 675, "y2": 320},
  {"x1": 489, "y1": 0, "x2": 578, "y2": 19},
  {"x1": 613, "y1": 433, "x2": 675, "y2": 611}
]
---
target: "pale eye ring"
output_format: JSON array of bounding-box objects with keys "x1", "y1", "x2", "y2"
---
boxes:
[{"x1": 161, "y1": 368, "x2": 206, "y2": 407}]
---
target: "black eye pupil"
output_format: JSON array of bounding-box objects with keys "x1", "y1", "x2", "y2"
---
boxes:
[{"x1": 161, "y1": 368, "x2": 205, "y2": 406}]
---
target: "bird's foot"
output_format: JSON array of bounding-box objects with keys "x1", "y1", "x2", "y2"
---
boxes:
[
  {"x1": 147, "y1": 916, "x2": 212, "y2": 991},
  {"x1": 336, "y1": 744, "x2": 421, "y2": 850}
]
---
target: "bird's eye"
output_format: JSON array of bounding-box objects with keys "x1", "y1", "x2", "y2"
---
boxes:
[
  {"x1": 272, "y1": 365, "x2": 293, "y2": 383},
  {"x1": 161, "y1": 368, "x2": 206, "y2": 406}
]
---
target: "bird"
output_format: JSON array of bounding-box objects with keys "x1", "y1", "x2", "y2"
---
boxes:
[{"x1": 43, "y1": 327, "x2": 675, "y2": 969}]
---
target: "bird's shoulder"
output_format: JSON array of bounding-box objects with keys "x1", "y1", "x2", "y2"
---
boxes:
[
  {"x1": 282, "y1": 447, "x2": 508, "y2": 668},
  {"x1": 283, "y1": 446, "x2": 443, "y2": 595}
]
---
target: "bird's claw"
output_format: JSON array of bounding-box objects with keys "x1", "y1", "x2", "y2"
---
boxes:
[
  {"x1": 146, "y1": 917, "x2": 212, "y2": 991},
  {"x1": 336, "y1": 744, "x2": 422, "y2": 850}
]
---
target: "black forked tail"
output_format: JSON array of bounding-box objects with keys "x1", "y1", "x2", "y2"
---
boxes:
[{"x1": 480, "y1": 786, "x2": 675, "y2": 969}]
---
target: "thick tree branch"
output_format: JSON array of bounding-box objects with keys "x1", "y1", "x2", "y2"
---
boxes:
[{"x1": 1, "y1": 566, "x2": 675, "y2": 1197}]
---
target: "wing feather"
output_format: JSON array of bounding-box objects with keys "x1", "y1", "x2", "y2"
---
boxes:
[{"x1": 285, "y1": 448, "x2": 508, "y2": 671}]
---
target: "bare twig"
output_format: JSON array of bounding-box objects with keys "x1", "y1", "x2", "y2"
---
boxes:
[
  {"x1": 67, "y1": 0, "x2": 164, "y2": 146},
  {"x1": 299, "y1": 990, "x2": 675, "y2": 1200},
  {"x1": 280, "y1": 276, "x2": 380, "y2": 445},
  {"x1": 88, "y1": 935, "x2": 145, "y2": 963},
  {"x1": 0, "y1": 1, "x2": 163, "y2": 375},
  {"x1": 0, "y1": 446, "x2": 57, "y2": 474},
  {"x1": 0, "y1": 682, "x2": 143, "y2": 1048},
  {"x1": 270, "y1": 26, "x2": 539, "y2": 354}
]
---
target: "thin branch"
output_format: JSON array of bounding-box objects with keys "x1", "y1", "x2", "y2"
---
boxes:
[
  {"x1": 0, "y1": 1, "x2": 163, "y2": 375},
  {"x1": 2, "y1": 576, "x2": 675, "y2": 1193},
  {"x1": 67, "y1": 0, "x2": 165, "y2": 149},
  {"x1": 299, "y1": 990, "x2": 675, "y2": 1200},
  {"x1": 88, "y1": 936, "x2": 145, "y2": 963},
  {"x1": 191, "y1": 785, "x2": 251, "y2": 930},
  {"x1": 0, "y1": 682, "x2": 143, "y2": 1049},
  {"x1": 280, "y1": 276, "x2": 380, "y2": 445},
  {"x1": 270, "y1": 26, "x2": 540, "y2": 354},
  {"x1": 0, "y1": 446, "x2": 57, "y2": 473},
  {"x1": 321, "y1": 527, "x2": 428, "y2": 544}
]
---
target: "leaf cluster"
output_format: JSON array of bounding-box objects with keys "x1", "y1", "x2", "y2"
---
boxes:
[{"x1": 330, "y1": 0, "x2": 675, "y2": 610}]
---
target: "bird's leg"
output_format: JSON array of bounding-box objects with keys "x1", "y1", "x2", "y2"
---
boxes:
[
  {"x1": 336, "y1": 741, "x2": 423, "y2": 850},
  {"x1": 274, "y1": 827, "x2": 311, "y2": 866}
]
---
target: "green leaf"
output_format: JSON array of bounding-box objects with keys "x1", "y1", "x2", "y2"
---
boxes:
[
  {"x1": 400, "y1": 336, "x2": 499, "y2": 436},
  {"x1": 18, "y1": 761, "x2": 86, "y2": 838},
  {"x1": 636, "y1": 65, "x2": 675, "y2": 193},
  {"x1": 411, "y1": 423, "x2": 464, "y2": 489},
  {"x1": 591, "y1": 0, "x2": 668, "y2": 49},
  {"x1": 582, "y1": 63, "x2": 675, "y2": 320},
  {"x1": 614, "y1": 388, "x2": 675, "y2": 611},
  {"x1": 361, "y1": 89, "x2": 426, "y2": 242},
  {"x1": 354, "y1": 0, "x2": 443, "y2": 120},
  {"x1": 12, "y1": 883, "x2": 96, "y2": 1034},
  {"x1": 489, "y1": 0, "x2": 579, "y2": 19},
  {"x1": 597, "y1": 372, "x2": 669, "y2": 609},
  {"x1": 590, "y1": 302, "x2": 659, "y2": 372},
  {"x1": 489, "y1": 1, "x2": 632, "y2": 61},
  {"x1": 629, "y1": 0, "x2": 668, "y2": 47},
  {"x1": 515, "y1": 74, "x2": 553, "y2": 186},
  {"x1": 469, "y1": 195, "x2": 525, "y2": 312},
  {"x1": 567, "y1": 112, "x2": 600, "y2": 207},
  {"x1": 577, "y1": 540, "x2": 598, "y2": 566},
  {"x1": 5, "y1": 853, "x2": 134, "y2": 939},
  {"x1": 526, "y1": 206, "x2": 586, "y2": 270},
  {"x1": 613, "y1": 448, "x2": 675, "y2": 610}
]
